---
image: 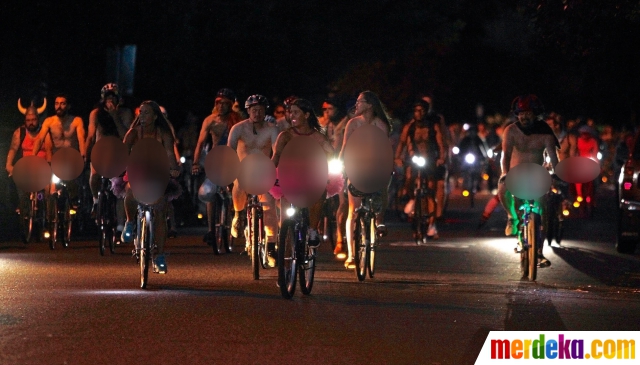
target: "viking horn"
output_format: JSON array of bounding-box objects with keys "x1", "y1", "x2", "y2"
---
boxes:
[
  {"x1": 36, "y1": 98, "x2": 47, "y2": 115},
  {"x1": 17, "y1": 98, "x2": 27, "y2": 115}
]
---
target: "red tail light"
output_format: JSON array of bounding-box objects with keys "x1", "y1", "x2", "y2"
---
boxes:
[{"x1": 624, "y1": 182, "x2": 632, "y2": 190}]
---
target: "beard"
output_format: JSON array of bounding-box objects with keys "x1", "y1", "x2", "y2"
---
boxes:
[
  {"x1": 26, "y1": 124, "x2": 38, "y2": 132},
  {"x1": 55, "y1": 109, "x2": 68, "y2": 117}
]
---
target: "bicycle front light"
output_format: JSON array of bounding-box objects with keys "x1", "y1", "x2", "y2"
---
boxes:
[
  {"x1": 51, "y1": 174, "x2": 61, "y2": 184},
  {"x1": 411, "y1": 155, "x2": 426, "y2": 167},
  {"x1": 465, "y1": 153, "x2": 476, "y2": 164},
  {"x1": 286, "y1": 206, "x2": 296, "y2": 217},
  {"x1": 180, "y1": 156, "x2": 186, "y2": 164},
  {"x1": 328, "y1": 159, "x2": 343, "y2": 175}
]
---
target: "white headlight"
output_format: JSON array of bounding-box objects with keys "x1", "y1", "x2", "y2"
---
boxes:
[
  {"x1": 487, "y1": 149, "x2": 494, "y2": 158},
  {"x1": 328, "y1": 159, "x2": 343, "y2": 175},
  {"x1": 465, "y1": 153, "x2": 476, "y2": 164},
  {"x1": 180, "y1": 156, "x2": 186, "y2": 164},
  {"x1": 596, "y1": 152, "x2": 602, "y2": 160},
  {"x1": 286, "y1": 207, "x2": 296, "y2": 217},
  {"x1": 452, "y1": 147, "x2": 460, "y2": 155},
  {"x1": 463, "y1": 123, "x2": 470, "y2": 131},
  {"x1": 545, "y1": 156, "x2": 551, "y2": 164},
  {"x1": 51, "y1": 174, "x2": 61, "y2": 184}
]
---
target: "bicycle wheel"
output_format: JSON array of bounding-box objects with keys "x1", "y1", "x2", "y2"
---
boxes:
[
  {"x1": 278, "y1": 220, "x2": 297, "y2": 298},
  {"x1": 368, "y1": 215, "x2": 376, "y2": 278},
  {"x1": 62, "y1": 197, "x2": 72, "y2": 247},
  {"x1": 414, "y1": 190, "x2": 423, "y2": 245},
  {"x1": 139, "y1": 213, "x2": 150, "y2": 289},
  {"x1": 223, "y1": 198, "x2": 234, "y2": 253},
  {"x1": 20, "y1": 197, "x2": 35, "y2": 244},
  {"x1": 99, "y1": 228, "x2": 107, "y2": 256},
  {"x1": 527, "y1": 213, "x2": 538, "y2": 282},
  {"x1": 354, "y1": 214, "x2": 368, "y2": 282},
  {"x1": 212, "y1": 195, "x2": 224, "y2": 255},
  {"x1": 251, "y1": 207, "x2": 260, "y2": 280}
]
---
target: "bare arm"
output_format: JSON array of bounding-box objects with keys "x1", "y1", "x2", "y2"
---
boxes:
[
  {"x1": 500, "y1": 126, "x2": 513, "y2": 176},
  {"x1": 86, "y1": 109, "x2": 98, "y2": 153},
  {"x1": 271, "y1": 131, "x2": 291, "y2": 168},
  {"x1": 114, "y1": 108, "x2": 131, "y2": 138},
  {"x1": 568, "y1": 134, "x2": 578, "y2": 158},
  {"x1": 192, "y1": 118, "x2": 212, "y2": 169},
  {"x1": 32, "y1": 119, "x2": 51, "y2": 156},
  {"x1": 44, "y1": 134, "x2": 53, "y2": 162},
  {"x1": 123, "y1": 128, "x2": 138, "y2": 154},
  {"x1": 74, "y1": 117, "x2": 87, "y2": 158},
  {"x1": 227, "y1": 123, "x2": 241, "y2": 151},
  {"x1": 163, "y1": 132, "x2": 180, "y2": 173},
  {"x1": 394, "y1": 122, "x2": 411, "y2": 165},
  {"x1": 5, "y1": 130, "x2": 20, "y2": 175},
  {"x1": 338, "y1": 118, "x2": 357, "y2": 161}
]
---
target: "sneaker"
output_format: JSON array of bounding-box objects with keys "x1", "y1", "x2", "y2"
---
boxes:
[
  {"x1": 153, "y1": 254, "x2": 167, "y2": 274},
  {"x1": 203, "y1": 231, "x2": 215, "y2": 246},
  {"x1": 505, "y1": 219, "x2": 518, "y2": 236},
  {"x1": 333, "y1": 241, "x2": 343, "y2": 255},
  {"x1": 376, "y1": 224, "x2": 388, "y2": 238},
  {"x1": 427, "y1": 223, "x2": 437, "y2": 237},
  {"x1": 538, "y1": 255, "x2": 551, "y2": 268},
  {"x1": 121, "y1": 221, "x2": 135, "y2": 243}
]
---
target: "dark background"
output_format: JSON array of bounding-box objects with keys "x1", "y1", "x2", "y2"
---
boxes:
[{"x1": 1, "y1": 0, "x2": 640, "y2": 129}]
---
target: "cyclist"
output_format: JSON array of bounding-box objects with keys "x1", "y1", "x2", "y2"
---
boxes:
[
  {"x1": 395, "y1": 99, "x2": 446, "y2": 238},
  {"x1": 86, "y1": 83, "x2": 133, "y2": 222},
  {"x1": 6, "y1": 100, "x2": 52, "y2": 212},
  {"x1": 32, "y1": 93, "x2": 87, "y2": 221},
  {"x1": 120, "y1": 100, "x2": 181, "y2": 274},
  {"x1": 498, "y1": 94, "x2": 559, "y2": 267},
  {"x1": 338, "y1": 91, "x2": 393, "y2": 268},
  {"x1": 191, "y1": 88, "x2": 242, "y2": 244},
  {"x1": 271, "y1": 98, "x2": 335, "y2": 248},
  {"x1": 227, "y1": 95, "x2": 280, "y2": 261}
]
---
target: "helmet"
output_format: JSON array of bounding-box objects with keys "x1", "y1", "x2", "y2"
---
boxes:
[
  {"x1": 245, "y1": 94, "x2": 269, "y2": 109},
  {"x1": 511, "y1": 94, "x2": 544, "y2": 115},
  {"x1": 101, "y1": 83, "x2": 120, "y2": 101},
  {"x1": 215, "y1": 88, "x2": 236, "y2": 102},
  {"x1": 283, "y1": 95, "x2": 298, "y2": 109}
]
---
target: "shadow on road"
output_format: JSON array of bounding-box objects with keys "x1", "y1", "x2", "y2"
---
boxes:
[
  {"x1": 503, "y1": 281, "x2": 567, "y2": 331},
  {"x1": 551, "y1": 245, "x2": 640, "y2": 287}
]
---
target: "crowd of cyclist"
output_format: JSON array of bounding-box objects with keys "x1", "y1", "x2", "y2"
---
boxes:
[{"x1": 6, "y1": 84, "x2": 635, "y2": 277}]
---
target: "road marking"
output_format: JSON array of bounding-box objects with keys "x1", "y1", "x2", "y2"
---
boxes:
[{"x1": 389, "y1": 241, "x2": 472, "y2": 248}]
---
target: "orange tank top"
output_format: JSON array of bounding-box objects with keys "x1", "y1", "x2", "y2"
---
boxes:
[{"x1": 21, "y1": 132, "x2": 47, "y2": 159}]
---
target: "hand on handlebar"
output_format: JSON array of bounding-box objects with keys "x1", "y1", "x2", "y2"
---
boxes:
[{"x1": 191, "y1": 163, "x2": 201, "y2": 175}]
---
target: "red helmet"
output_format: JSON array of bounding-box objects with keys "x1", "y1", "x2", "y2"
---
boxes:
[{"x1": 511, "y1": 94, "x2": 544, "y2": 115}]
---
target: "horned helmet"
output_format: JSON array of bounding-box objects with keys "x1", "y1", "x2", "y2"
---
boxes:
[{"x1": 17, "y1": 98, "x2": 47, "y2": 116}]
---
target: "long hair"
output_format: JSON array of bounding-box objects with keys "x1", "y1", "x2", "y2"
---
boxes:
[
  {"x1": 131, "y1": 100, "x2": 175, "y2": 141},
  {"x1": 291, "y1": 98, "x2": 324, "y2": 135},
  {"x1": 360, "y1": 90, "x2": 393, "y2": 136}
]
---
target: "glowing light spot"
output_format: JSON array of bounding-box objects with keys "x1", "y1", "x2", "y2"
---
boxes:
[
  {"x1": 562, "y1": 209, "x2": 570, "y2": 216},
  {"x1": 573, "y1": 201, "x2": 580, "y2": 208},
  {"x1": 462, "y1": 190, "x2": 470, "y2": 197}
]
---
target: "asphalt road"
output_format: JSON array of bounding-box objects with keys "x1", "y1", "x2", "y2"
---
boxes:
[{"x1": 1, "y1": 187, "x2": 639, "y2": 365}]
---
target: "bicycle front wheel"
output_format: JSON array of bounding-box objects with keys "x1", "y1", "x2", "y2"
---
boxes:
[
  {"x1": 20, "y1": 199, "x2": 35, "y2": 244},
  {"x1": 278, "y1": 220, "x2": 297, "y2": 298},
  {"x1": 62, "y1": 197, "x2": 72, "y2": 247},
  {"x1": 299, "y1": 242, "x2": 316, "y2": 295},
  {"x1": 527, "y1": 213, "x2": 539, "y2": 282},
  {"x1": 212, "y1": 195, "x2": 224, "y2": 255},
  {"x1": 368, "y1": 215, "x2": 376, "y2": 278},
  {"x1": 139, "y1": 215, "x2": 150, "y2": 289},
  {"x1": 354, "y1": 215, "x2": 369, "y2": 282},
  {"x1": 251, "y1": 207, "x2": 260, "y2": 280}
]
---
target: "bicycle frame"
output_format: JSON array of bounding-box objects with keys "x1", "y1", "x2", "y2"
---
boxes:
[
  {"x1": 412, "y1": 159, "x2": 435, "y2": 245},
  {"x1": 97, "y1": 177, "x2": 118, "y2": 256}
]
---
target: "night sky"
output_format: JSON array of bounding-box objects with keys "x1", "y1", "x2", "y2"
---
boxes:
[{"x1": 1, "y1": 0, "x2": 639, "y2": 128}]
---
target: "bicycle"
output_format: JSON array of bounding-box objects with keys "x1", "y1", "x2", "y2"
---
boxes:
[
  {"x1": 211, "y1": 184, "x2": 234, "y2": 255},
  {"x1": 348, "y1": 183, "x2": 382, "y2": 282},
  {"x1": 244, "y1": 194, "x2": 269, "y2": 280},
  {"x1": 18, "y1": 190, "x2": 46, "y2": 244},
  {"x1": 47, "y1": 174, "x2": 75, "y2": 250},
  {"x1": 515, "y1": 199, "x2": 543, "y2": 281},
  {"x1": 411, "y1": 155, "x2": 436, "y2": 244},
  {"x1": 96, "y1": 177, "x2": 118, "y2": 256},
  {"x1": 278, "y1": 204, "x2": 317, "y2": 298}
]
